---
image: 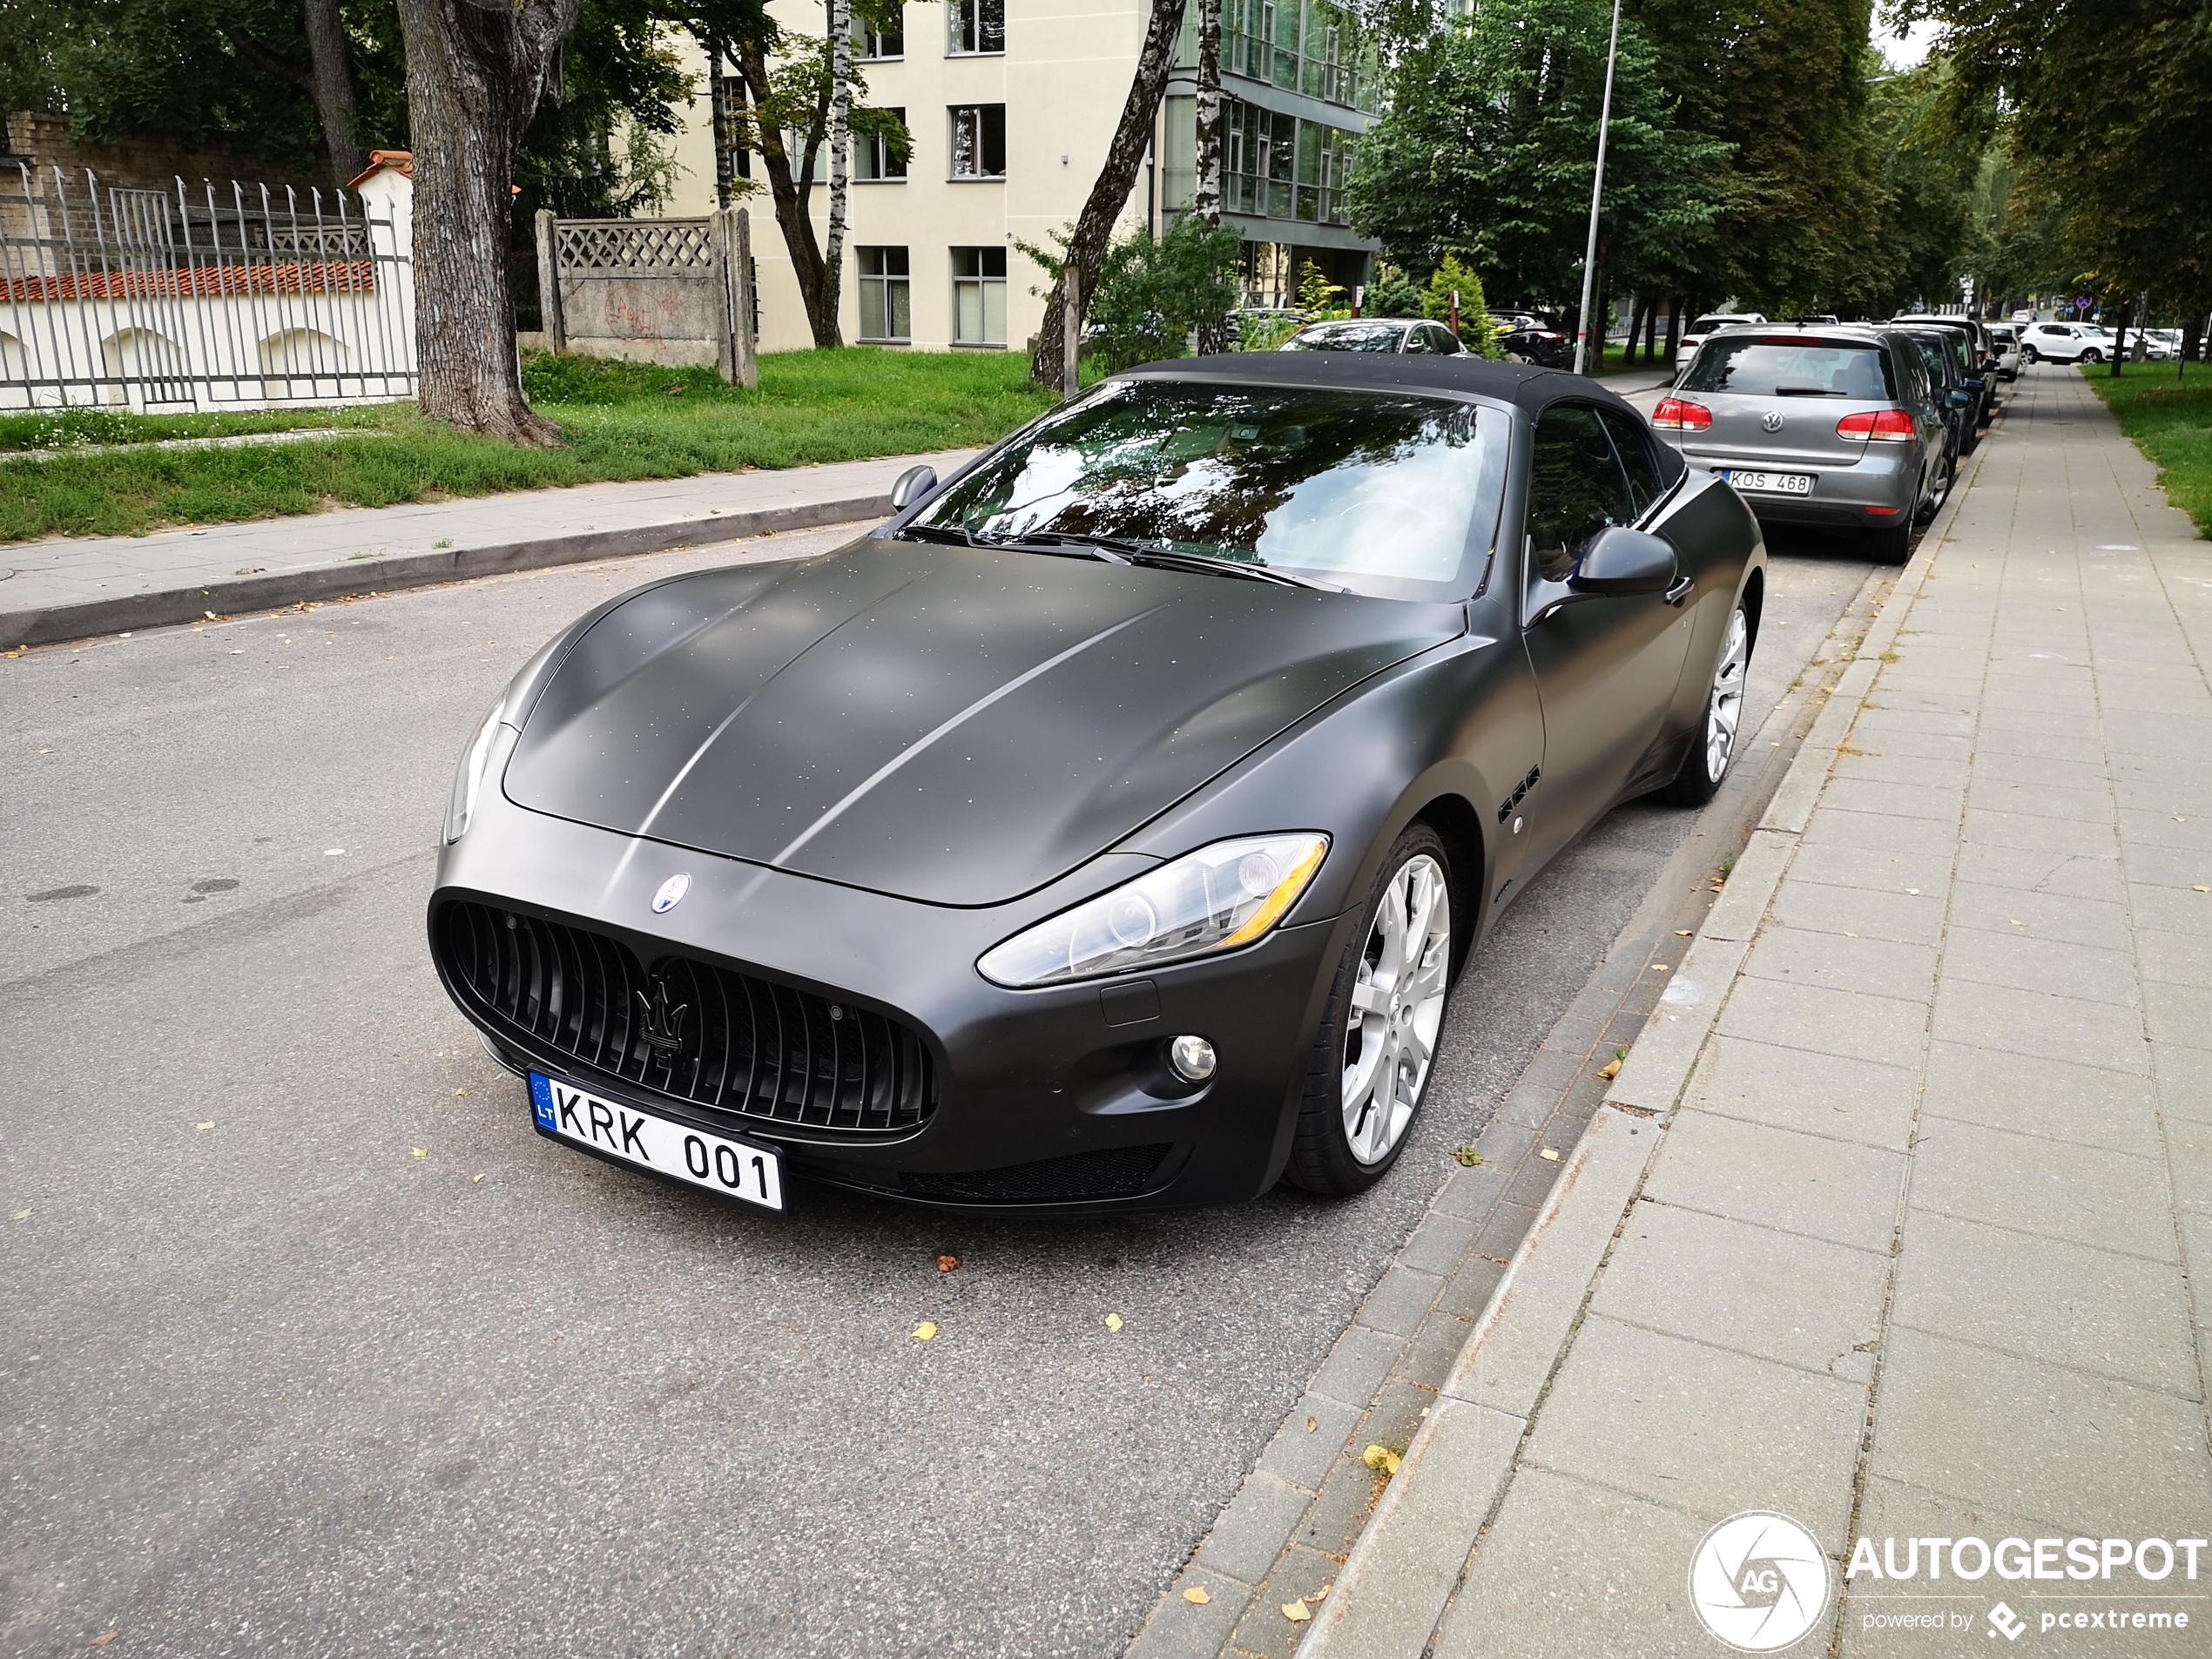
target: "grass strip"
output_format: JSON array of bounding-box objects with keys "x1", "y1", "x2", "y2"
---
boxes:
[
  {"x1": 2083, "y1": 361, "x2": 2212, "y2": 539},
  {"x1": 1, "y1": 347, "x2": 1057, "y2": 543}
]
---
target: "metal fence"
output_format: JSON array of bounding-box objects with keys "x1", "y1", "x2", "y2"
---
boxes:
[{"x1": 0, "y1": 165, "x2": 416, "y2": 411}]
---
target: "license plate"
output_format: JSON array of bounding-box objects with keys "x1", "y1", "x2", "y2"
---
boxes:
[
  {"x1": 1723, "y1": 469, "x2": 1814, "y2": 496},
  {"x1": 529, "y1": 1072, "x2": 785, "y2": 1214}
]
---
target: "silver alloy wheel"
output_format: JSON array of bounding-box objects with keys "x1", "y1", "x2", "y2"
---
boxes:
[
  {"x1": 1703, "y1": 606, "x2": 1750, "y2": 784},
  {"x1": 1341, "y1": 853, "x2": 1452, "y2": 1166}
]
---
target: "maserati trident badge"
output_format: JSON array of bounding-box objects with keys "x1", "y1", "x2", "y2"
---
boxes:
[
  {"x1": 651, "y1": 873, "x2": 691, "y2": 914},
  {"x1": 637, "y1": 978, "x2": 691, "y2": 1062}
]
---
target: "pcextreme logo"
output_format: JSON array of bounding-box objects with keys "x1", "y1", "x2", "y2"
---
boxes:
[{"x1": 1689, "y1": 1512, "x2": 1832, "y2": 1652}]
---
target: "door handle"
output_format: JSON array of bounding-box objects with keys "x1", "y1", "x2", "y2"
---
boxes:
[{"x1": 1664, "y1": 575, "x2": 1695, "y2": 606}]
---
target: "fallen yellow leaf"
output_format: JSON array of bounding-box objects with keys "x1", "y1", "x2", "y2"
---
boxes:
[
  {"x1": 1105, "y1": 1312, "x2": 1123, "y2": 1332},
  {"x1": 1306, "y1": 1416, "x2": 1318, "y2": 1433},
  {"x1": 412, "y1": 1148, "x2": 427, "y2": 1158},
  {"x1": 2196, "y1": 886, "x2": 2210, "y2": 894},
  {"x1": 936, "y1": 1254, "x2": 961, "y2": 1272},
  {"x1": 1596, "y1": 1058, "x2": 1622, "y2": 1082},
  {"x1": 455, "y1": 1088, "x2": 469, "y2": 1096},
  {"x1": 912, "y1": 1321, "x2": 938, "y2": 1340},
  {"x1": 1361, "y1": 1444, "x2": 1402, "y2": 1475},
  {"x1": 88, "y1": 1635, "x2": 118, "y2": 1649},
  {"x1": 1312, "y1": 1580, "x2": 1332, "y2": 1601},
  {"x1": 1539, "y1": 1148, "x2": 1561, "y2": 1162},
  {"x1": 11, "y1": 1210, "x2": 30, "y2": 1221},
  {"x1": 1183, "y1": 1586, "x2": 1211, "y2": 1605},
  {"x1": 471, "y1": 1173, "x2": 486, "y2": 1184},
  {"x1": 1675, "y1": 928, "x2": 1692, "y2": 937},
  {"x1": 1652, "y1": 962, "x2": 1669, "y2": 972},
  {"x1": 1282, "y1": 1601, "x2": 1312, "y2": 1623},
  {"x1": 194, "y1": 1122, "x2": 215, "y2": 1132}
]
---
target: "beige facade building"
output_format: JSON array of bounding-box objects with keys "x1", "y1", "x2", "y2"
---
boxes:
[{"x1": 658, "y1": 0, "x2": 1377, "y2": 355}]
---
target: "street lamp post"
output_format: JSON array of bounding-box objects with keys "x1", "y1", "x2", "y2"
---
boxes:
[{"x1": 1572, "y1": 0, "x2": 1625, "y2": 376}]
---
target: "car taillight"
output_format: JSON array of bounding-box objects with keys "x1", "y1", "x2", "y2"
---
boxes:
[
  {"x1": 1652, "y1": 397, "x2": 1711, "y2": 431},
  {"x1": 1837, "y1": 408, "x2": 1916, "y2": 442}
]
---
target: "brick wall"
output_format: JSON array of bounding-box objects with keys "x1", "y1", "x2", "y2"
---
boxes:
[{"x1": 3, "y1": 111, "x2": 334, "y2": 200}]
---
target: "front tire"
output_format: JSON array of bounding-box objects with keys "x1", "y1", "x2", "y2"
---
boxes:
[
  {"x1": 2081, "y1": 348, "x2": 2102, "y2": 364},
  {"x1": 1660, "y1": 604, "x2": 1750, "y2": 806},
  {"x1": 1285, "y1": 827, "x2": 1454, "y2": 1196}
]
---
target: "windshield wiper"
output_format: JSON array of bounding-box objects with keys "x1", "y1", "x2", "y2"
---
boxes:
[
  {"x1": 895, "y1": 523, "x2": 979, "y2": 545},
  {"x1": 1116, "y1": 544, "x2": 1338, "y2": 590},
  {"x1": 1772, "y1": 384, "x2": 1841, "y2": 397}
]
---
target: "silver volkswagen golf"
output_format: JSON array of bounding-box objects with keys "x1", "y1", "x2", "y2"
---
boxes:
[{"x1": 1650, "y1": 326, "x2": 1951, "y2": 563}]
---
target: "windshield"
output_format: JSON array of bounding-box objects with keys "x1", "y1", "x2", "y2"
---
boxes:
[
  {"x1": 1908, "y1": 334, "x2": 1959, "y2": 383},
  {"x1": 1285, "y1": 322, "x2": 1405, "y2": 354},
  {"x1": 1682, "y1": 337, "x2": 1894, "y2": 400},
  {"x1": 905, "y1": 379, "x2": 1505, "y2": 600}
]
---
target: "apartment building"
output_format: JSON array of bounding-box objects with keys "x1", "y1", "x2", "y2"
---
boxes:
[{"x1": 659, "y1": 0, "x2": 1379, "y2": 354}]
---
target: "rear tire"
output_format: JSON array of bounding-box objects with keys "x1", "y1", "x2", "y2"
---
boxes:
[
  {"x1": 1869, "y1": 523, "x2": 1913, "y2": 564},
  {"x1": 1660, "y1": 604, "x2": 1750, "y2": 806},
  {"x1": 1285, "y1": 826, "x2": 1454, "y2": 1197},
  {"x1": 2081, "y1": 348, "x2": 2103, "y2": 364}
]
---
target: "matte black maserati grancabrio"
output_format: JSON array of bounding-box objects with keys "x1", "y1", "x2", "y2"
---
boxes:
[{"x1": 429, "y1": 355, "x2": 1766, "y2": 1216}]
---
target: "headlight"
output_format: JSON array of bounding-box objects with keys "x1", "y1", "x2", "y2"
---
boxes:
[
  {"x1": 978, "y1": 833, "x2": 1329, "y2": 988},
  {"x1": 443, "y1": 695, "x2": 519, "y2": 845}
]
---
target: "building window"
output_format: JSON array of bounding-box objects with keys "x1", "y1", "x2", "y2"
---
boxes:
[
  {"x1": 949, "y1": 105, "x2": 1006, "y2": 178},
  {"x1": 952, "y1": 246, "x2": 1008, "y2": 345},
  {"x1": 855, "y1": 109, "x2": 908, "y2": 180},
  {"x1": 859, "y1": 246, "x2": 913, "y2": 342},
  {"x1": 948, "y1": 0, "x2": 1005, "y2": 54},
  {"x1": 854, "y1": 7, "x2": 904, "y2": 57}
]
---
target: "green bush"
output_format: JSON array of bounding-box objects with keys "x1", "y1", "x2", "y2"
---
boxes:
[
  {"x1": 1084, "y1": 215, "x2": 1246, "y2": 373},
  {"x1": 1363, "y1": 264, "x2": 1424, "y2": 319},
  {"x1": 1420, "y1": 253, "x2": 1505, "y2": 359}
]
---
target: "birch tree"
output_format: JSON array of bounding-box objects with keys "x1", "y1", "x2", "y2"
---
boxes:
[{"x1": 1191, "y1": 0, "x2": 1228, "y2": 353}]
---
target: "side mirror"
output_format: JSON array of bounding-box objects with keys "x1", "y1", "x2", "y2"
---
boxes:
[
  {"x1": 889, "y1": 464, "x2": 939, "y2": 511},
  {"x1": 1949, "y1": 389, "x2": 1971, "y2": 409},
  {"x1": 1570, "y1": 526, "x2": 1677, "y2": 597}
]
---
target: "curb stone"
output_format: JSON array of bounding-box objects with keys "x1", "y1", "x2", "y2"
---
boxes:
[
  {"x1": 1291, "y1": 421, "x2": 1993, "y2": 1659},
  {"x1": 0, "y1": 492, "x2": 893, "y2": 649}
]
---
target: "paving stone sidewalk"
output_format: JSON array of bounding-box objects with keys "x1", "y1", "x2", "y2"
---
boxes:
[
  {"x1": 0, "y1": 447, "x2": 975, "y2": 647},
  {"x1": 1299, "y1": 367, "x2": 2212, "y2": 1658}
]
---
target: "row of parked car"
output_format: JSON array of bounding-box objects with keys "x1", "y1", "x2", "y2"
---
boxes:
[
  {"x1": 1648, "y1": 312, "x2": 2014, "y2": 563},
  {"x1": 1270, "y1": 307, "x2": 2011, "y2": 565}
]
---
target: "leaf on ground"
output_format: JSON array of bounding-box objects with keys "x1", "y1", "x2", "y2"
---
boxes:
[
  {"x1": 912, "y1": 1320, "x2": 938, "y2": 1341},
  {"x1": 412, "y1": 1147, "x2": 427, "y2": 1158},
  {"x1": 1312, "y1": 1581, "x2": 1332, "y2": 1601},
  {"x1": 1183, "y1": 1586, "x2": 1211, "y2": 1605},
  {"x1": 1539, "y1": 1148, "x2": 1561, "y2": 1162},
  {"x1": 1452, "y1": 1145, "x2": 1483, "y2": 1167},
  {"x1": 194, "y1": 1122, "x2": 215, "y2": 1132},
  {"x1": 11, "y1": 1210, "x2": 30, "y2": 1221},
  {"x1": 455, "y1": 1088, "x2": 469, "y2": 1096},
  {"x1": 88, "y1": 1635, "x2": 118, "y2": 1649},
  {"x1": 1674, "y1": 928, "x2": 1692, "y2": 936},
  {"x1": 2196, "y1": 886, "x2": 2209, "y2": 894},
  {"x1": 472, "y1": 1173, "x2": 486, "y2": 1184},
  {"x1": 1282, "y1": 1601, "x2": 1312, "y2": 1623},
  {"x1": 936, "y1": 1254, "x2": 961, "y2": 1272},
  {"x1": 1306, "y1": 1415, "x2": 1318, "y2": 1433},
  {"x1": 1361, "y1": 1444, "x2": 1402, "y2": 1475},
  {"x1": 1597, "y1": 1058, "x2": 1622, "y2": 1082},
  {"x1": 1652, "y1": 962, "x2": 1669, "y2": 972},
  {"x1": 1105, "y1": 1312, "x2": 1123, "y2": 1332}
]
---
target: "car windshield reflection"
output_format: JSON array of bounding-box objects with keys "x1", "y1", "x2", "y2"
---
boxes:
[{"x1": 906, "y1": 380, "x2": 1501, "y2": 601}]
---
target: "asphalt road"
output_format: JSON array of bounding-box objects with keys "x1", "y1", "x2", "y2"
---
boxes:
[{"x1": 3, "y1": 518, "x2": 1871, "y2": 1658}]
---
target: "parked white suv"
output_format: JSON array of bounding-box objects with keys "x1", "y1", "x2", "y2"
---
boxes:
[
  {"x1": 1676, "y1": 312, "x2": 1767, "y2": 364},
  {"x1": 2021, "y1": 320, "x2": 2111, "y2": 365}
]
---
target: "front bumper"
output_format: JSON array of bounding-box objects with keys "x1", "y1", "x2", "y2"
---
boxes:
[{"x1": 428, "y1": 781, "x2": 1351, "y2": 1215}]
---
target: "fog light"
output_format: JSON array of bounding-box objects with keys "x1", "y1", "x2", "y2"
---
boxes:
[{"x1": 1169, "y1": 1035, "x2": 1217, "y2": 1083}]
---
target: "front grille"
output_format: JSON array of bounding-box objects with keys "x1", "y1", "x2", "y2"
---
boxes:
[
  {"x1": 900, "y1": 1144, "x2": 1173, "y2": 1204},
  {"x1": 436, "y1": 900, "x2": 935, "y2": 1136}
]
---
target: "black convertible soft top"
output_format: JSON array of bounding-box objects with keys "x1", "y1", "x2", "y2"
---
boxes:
[{"x1": 1119, "y1": 349, "x2": 1643, "y2": 419}]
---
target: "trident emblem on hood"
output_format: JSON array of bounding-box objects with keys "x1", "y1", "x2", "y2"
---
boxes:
[{"x1": 637, "y1": 977, "x2": 691, "y2": 1062}]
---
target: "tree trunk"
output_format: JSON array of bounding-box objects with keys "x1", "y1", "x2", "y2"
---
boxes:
[
  {"x1": 1642, "y1": 295, "x2": 1659, "y2": 364},
  {"x1": 736, "y1": 38, "x2": 840, "y2": 347},
  {"x1": 394, "y1": 0, "x2": 579, "y2": 444},
  {"x1": 822, "y1": 0, "x2": 852, "y2": 345},
  {"x1": 1190, "y1": 0, "x2": 1226, "y2": 354},
  {"x1": 302, "y1": 0, "x2": 365, "y2": 185},
  {"x1": 1663, "y1": 293, "x2": 1683, "y2": 371},
  {"x1": 1622, "y1": 294, "x2": 1646, "y2": 365},
  {"x1": 2109, "y1": 294, "x2": 2132, "y2": 377},
  {"x1": 708, "y1": 35, "x2": 733, "y2": 209},
  {"x1": 1028, "y1": 0, "x2": 1191, "y2": 388}
]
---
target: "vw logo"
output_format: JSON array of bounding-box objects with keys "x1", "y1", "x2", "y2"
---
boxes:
[
  {"x1": 1761, "y1": 411, "x2": 1785, "y2": 433},
  {"x1": 651, "y1": 873, "x2": 691, "y2": 914},
  {"x1": 1688, "y1": 1511, "x2": 1831, "y2": 1651}
]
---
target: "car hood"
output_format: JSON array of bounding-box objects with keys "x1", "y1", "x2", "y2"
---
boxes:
[{"x1": 502, "y1": 541, "x2": 1463, "y2": 906}]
